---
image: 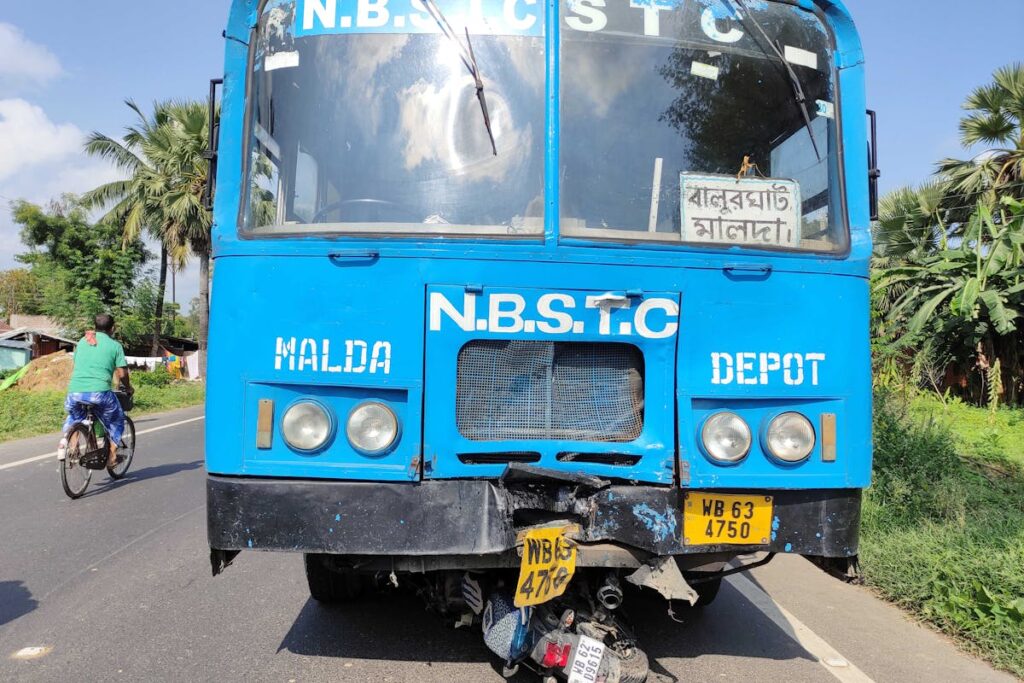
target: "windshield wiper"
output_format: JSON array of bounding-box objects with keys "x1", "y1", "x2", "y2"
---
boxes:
[
  {"x1": 733, "y1": 0, "x2": 821, "y2": 162},
  {"x1": 420, "y1": 0, "x2": 498, "y2": 156}
]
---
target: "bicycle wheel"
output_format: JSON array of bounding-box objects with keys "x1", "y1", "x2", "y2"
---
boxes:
[
  {"x1": 108, "y1": 416, "x2": 135, "y2": 479},
  {"x1": 60, "y1": 424, "x2": 94, "y2": 499}
]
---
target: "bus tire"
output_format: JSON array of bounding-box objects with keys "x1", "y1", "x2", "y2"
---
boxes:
[{"x1": 304, "y1": 554, "x2": 364, "y2": 603}]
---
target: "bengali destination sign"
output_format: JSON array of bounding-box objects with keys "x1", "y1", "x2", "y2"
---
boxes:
[{"x1": 680, "y1": 174, "x2": 802, "y2": 248}]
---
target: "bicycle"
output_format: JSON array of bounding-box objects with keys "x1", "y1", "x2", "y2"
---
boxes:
[{"x1": 59, "y1": 391, "x2": 136, "y2": 499}]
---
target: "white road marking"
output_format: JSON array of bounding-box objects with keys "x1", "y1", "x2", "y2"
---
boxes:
[
  {"x1": 0, "y1": 415, "x2": 205, "y2": 471},
  {"x1": 730, "y1": 573, "x2": 875, "y2": 683}
]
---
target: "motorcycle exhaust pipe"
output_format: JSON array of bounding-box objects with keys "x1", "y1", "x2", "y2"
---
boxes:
[{"x1": 596, "y1": 574, "x2": 623, "y2": 610}]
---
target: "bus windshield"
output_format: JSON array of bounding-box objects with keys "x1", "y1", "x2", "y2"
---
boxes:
[
  {"x1": 244, "y1": 0, "x2": 546, "y2": 236},
  {"x1": 560, "y1": 0, "x2": 845, "y2": 252},
  {"x1": 243, "y1": 0, "x2": 844, "y2": 253}
]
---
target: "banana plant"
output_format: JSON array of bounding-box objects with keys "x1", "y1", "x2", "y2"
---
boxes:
[{"x1": 875, "y1": 196, "x2": 1024, "y2": 338}]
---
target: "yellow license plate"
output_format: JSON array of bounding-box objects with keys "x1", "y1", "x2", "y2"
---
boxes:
[
  {"x1": 514, "y1": 526, "x2": 577, "y2": 607},
  {"x1": 683, "y1": 493, "x2": 773, "y2": 546}
]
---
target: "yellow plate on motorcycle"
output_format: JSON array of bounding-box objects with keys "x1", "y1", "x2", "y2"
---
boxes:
[
  {"x1": 683, "y1": 492, "x2": 773, "y2": 545},
  {"x1": 514, "y1": 526, "x2": 577, "y2": 607}
]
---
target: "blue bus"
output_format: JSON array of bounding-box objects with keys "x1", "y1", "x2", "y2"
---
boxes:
[{"x1": 206, "y1": 0, "x2": 876, "y2": 678}]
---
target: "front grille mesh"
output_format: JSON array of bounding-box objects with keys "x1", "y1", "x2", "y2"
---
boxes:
[{"x1": 456, "y1": 341, "x2": 644, "y2": 442}]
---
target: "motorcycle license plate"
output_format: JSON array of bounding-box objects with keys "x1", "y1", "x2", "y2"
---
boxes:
[
  {"x1": 514, "y1": 526, "x2": 576, "y2": 607},
  {"x1": 567, "y1": 635, "x2": 606, "y2": 683},
  {"x1": 683, "y1": 492, "x2": 773, "y2": 545}
]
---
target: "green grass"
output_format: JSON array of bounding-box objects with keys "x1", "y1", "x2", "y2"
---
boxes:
[
  {"x1": 862, "y1": 393, "x2": 1024, "y2": 677},
  {"x1": 0, "y1": 382, "x2": 205, "y2": 443},
  {"x1": 907, "y1": 392, "x2": 1024, "y2": 466}
]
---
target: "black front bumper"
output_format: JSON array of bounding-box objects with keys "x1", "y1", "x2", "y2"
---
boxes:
[{"x1": 207, "y1": 471, "x2": 860, "y2": 561}]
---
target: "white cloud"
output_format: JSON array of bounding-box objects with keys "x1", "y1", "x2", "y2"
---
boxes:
[
  {"x1": 0, "y1": 23, "x2": 63, "y2": 88},
  {"x1": 0, "y1": 149, "x2": 124, "y2": 271},
  {"x1": 0, "y1": 98, "x2": 83, "y2": 181},
  {"x1": 38, "y1": 161, "x2": 124, "y2": 204}
]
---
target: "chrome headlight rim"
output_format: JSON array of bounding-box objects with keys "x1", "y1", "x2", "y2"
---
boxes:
[
  {"x1": 280, "y1": 399, "x2": 336, "y2": 454},
  {"x1": 699, "y1": 411, "x2": 752, "y2": 465},
  {"x1": 762, "y1": 411, "x2": 816, "y2": 464},
  {"x1": 346, "y1": 400, "x2": 400, "y2": 456}
]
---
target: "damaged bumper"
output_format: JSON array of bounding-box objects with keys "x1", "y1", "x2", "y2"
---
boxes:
[{"x1": 207, "y1": 466, "x2": 860, "y2": 570}]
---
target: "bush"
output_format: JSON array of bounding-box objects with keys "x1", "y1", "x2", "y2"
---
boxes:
[
  {"x1": 131, "y1": 365, "x2": 173, "y2": 388},
  {"x1": 869, "y1": 392, "x2": 964, "y2": 522},
  {"x1": 131, "y1": 381, "x2": 204, "y2": 413},
  {"x1": 862, "y1": 392, "x2": 1024, "y2": 676},
  {"x1": 0, "y1": 389, "x2": 66, "y2": 441}
]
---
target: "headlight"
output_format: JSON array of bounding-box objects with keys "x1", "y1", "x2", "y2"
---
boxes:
[
  {"x1": 346, "y1": 401, "x2": 399, "y2": 455},
  {"x1": 281, "y1": 400, "x2": 334, "y2": 452},
  {"x1": 700, "y1": 412, "x2": 751, "y2": 464},
  {"x1": 765, "y1": 412, "x2": 815, "y2": 463}
]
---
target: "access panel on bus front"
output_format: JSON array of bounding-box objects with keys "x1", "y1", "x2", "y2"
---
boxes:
[{"x1": 423, "y1": 285, "x2": 681, "y2": 484}]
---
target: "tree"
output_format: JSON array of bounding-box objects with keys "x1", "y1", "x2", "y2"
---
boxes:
[
  {"x1": 872, "y1": 63, "x2": 1024, "y2": 406},
  {"x1": 115, "y1": 277, "x2": 160, "y2": 349},
  {"x1": 161, "y1": 301, "x2": 197, "y2": 339},
  {"x1": 937, "y1": 63, "x2": 1024, "y2": 222},
  {"x1": 0, "y1": 268, "x2": 43, "y2": 320},
  {"x1": 11, "y1": 196, "x2": 149, "y2": 337},
  {"x1": 150, "y1": 101, "x2": 213, "y2": 375},
  {"x1": 83, "y1": 99, "x2": 215, "y2": 371},
  {"x1": 82, "y1": 100, "x2": 191, "y2": 356},
  {"x1": 874, "y1": 198, "x2": 1024, "y2": 405},
  {"x1": 873, "y1": 181, "x2": 949, "y2": 262}
]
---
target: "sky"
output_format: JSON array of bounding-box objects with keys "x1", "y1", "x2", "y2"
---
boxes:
[
  {"x1": 1, "y1": 0, "x2": 1022, "y2": 307},
  {"x1": 0, "y1": 2, "x2": 228, "y2": 307}
]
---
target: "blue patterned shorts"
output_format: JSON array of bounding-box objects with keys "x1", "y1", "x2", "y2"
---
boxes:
[{"x1": 63, "y1": 392, "x2": 125, "y2": 445}]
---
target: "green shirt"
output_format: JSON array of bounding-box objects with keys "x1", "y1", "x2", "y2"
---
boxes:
[{"x1": 68, "y1": 332, "x2": 128, "y2": 393}]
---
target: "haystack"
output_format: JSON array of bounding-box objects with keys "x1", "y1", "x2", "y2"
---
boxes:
[{"x1": 16, "y1": 351, "x2": 74, "y2": 392}]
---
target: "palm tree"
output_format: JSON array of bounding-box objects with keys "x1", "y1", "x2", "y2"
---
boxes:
[
  {"x1": 871, "y1": 182, "x2": 951, "y2": 325},
  {"x1": 82, "y1": 100, "x2": 190, "y2": 355},
  {"x1": 937, "y1": 63, "x2": 1024, "y2": 223},
  {"x1": 872, "y1": 63, "x2": 1024, "y2": 405},
  {"x1": 873, "y1": 181, "x2": 949, "y2": 262},
  {"x1": 152, "y1": 101, "x2": 214, "y2": 375}
]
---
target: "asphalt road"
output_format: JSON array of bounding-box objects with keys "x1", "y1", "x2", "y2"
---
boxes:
[{"x1": 0, "y1": 408, "x2": 1015, "y2": 682}]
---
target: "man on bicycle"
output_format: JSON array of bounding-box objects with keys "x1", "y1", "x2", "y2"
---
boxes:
[{"x1": 60, "y1": 313, "x2": 134, "y2": 468}]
